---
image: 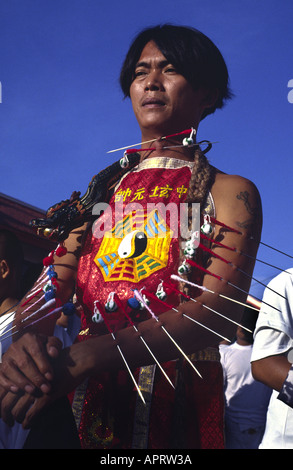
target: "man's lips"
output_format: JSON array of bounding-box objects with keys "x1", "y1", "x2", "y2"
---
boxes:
[{"x1": 142, "y1": 97, "x2": 166, "y2": 107}]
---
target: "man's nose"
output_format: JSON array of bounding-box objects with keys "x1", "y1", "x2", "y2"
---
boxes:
[{"x1": 145, "y1": 71, "x2": 164, "y2": 91}]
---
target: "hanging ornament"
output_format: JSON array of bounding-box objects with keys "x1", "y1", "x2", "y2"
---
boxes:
[
  {"x1": 47, "y1": 266, "x2": 58, "y2": 280},
  {"x1": 201, "y1": 214, "x2": 213, "y2": 235},
  {"x1": 183, "y1": 230, "x2": 199, "y2": 259},
  {"x1": 119, "y1": 151, "x2": 130, "y2": 169},
  {"x1": 139, "y1": 294, "x2": 150, "y2": 309},
  {"x1": 43, "y1": 279, "x2": 57, "y2": 293},
  {"x1": 178, "y1": 260, "x2": 192, "y2": 275},
  {"x1": 127, "y1": 296, "x2": 141, "y2": 310},
  {"x1": 43, "y1": 280, "x2": 57, "y2": 302},
  {"x1": 55, "y1": 243, "x2": 68, "y2": 257},
  {"x1": 62, "y1": 302, "x2": 76, "y2": 316},
  {"x1": 105, "y1": 292, "x2": 118, "y2": 312},
  {"x1": 127, "y1": 292, "x2": 150, "y2": 310},
  {"x1": 155, "y1": 281, "x2": 167, "y2": 301},
  {"x1": 43, "y1": 251, "x2": 55, "y2": 267},
  {"x1": 92, "y1": 301, "x2": 104, "y2": 324},
  {"x1": 184, "y1": 240, "x2": 196, "y2": 259},
  {"x1": 182, "y1": 128, "x2": 196, "y2": 146}
]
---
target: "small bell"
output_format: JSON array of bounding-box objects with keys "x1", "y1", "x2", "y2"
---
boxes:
[
  {"x1": 182, "y1": 137, "x2": 194, "y2": 146},
  {"x1": 139, "y1": 294, "x2": 150, "y2": 310},
  {"x1": 92, "y1": 301, "x2": 104, "y2": 324},
  {"x1": 156, "y1": 282, "x2": 167, "y2": 301},
  {"x1": 183, "y1": 239, "x2": 196, "y2": 258},
  {"x1": 201, "y1": 215, "x2": 213, "y2": 235},
  {"x1": 178, "y1": 260, "x2": 192, "y2": 275},
  {"x1": 119, "y1": 152, "x2": 129, "y2": 168},
  {"x1": 43, "y1": 285, "x2": 56, "y2": 302},
  {"x1": 43, "y1": 280, "x2": 57, "y2": 294},
  {"x1": 105, "y1": 292, "x2": 118, "y2": 312},
  {"x1": 182, "y1": 128, "x2": 196, "y2": 147}
]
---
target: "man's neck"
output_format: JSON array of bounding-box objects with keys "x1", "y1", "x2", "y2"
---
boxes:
[{"x1": 140, "y1": 138, "x2": 195, "y2": 162}]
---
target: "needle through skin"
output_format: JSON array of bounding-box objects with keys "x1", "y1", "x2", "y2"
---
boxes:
[
  {"x1": 133, "y1": 289, "x2": 203, "y2": 379},
  {"x1": 113, "y1": 293, "x2": 175, "y2": 388}
]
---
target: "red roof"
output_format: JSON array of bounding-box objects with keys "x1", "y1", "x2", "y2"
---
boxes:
[{"x1": 0, "y1": 192, "x2": 56, "y2": 254}]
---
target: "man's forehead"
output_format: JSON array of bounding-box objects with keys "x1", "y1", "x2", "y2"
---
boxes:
[{"x1": 136, "y1": 41, "x2": 168, "y2": 64}]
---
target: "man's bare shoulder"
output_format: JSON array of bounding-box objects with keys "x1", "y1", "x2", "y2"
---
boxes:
[
  {"x1": 213, "y1": 170, "x2": 256, "y2": 186},
  {"x1": 212, "y1": 170, "x2": 260, "y2": 201},
  {"x1": 211, "y1": 169, "x2": 262, "y2": 238}
]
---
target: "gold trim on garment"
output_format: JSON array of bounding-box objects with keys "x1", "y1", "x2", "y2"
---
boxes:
[
  {"x1": 131, "y1": 365, "x2": 156, "y2": 449},
  {"x1": 71, "y1": 378, "x2": 89, "y2": 430},
  {"x1": 115, "y1": 156, "x2": 194, "y2": 192},
  {"x1": 189, "y1": 347, "x2": 220, "y2": 363}
]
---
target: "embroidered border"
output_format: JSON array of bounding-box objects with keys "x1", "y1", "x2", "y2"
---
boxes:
[
  {"x1": 71, "y1": 378, "x2": 89, "y2": 430},
  {"x1": 131, "y1": 365, "x2": 156, "y2": 449}
]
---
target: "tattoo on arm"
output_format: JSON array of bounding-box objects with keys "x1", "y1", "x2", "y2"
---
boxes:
[{"x1": 236, "y1": 190, "x2": 261, "y2": 231}]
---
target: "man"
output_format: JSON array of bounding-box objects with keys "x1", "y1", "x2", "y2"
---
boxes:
[
  {"x1": 0, "y1": 25, "x2": 262, "y2": 449},
  {"x1": 251, "y1": 269, "x2": 293, "y2": 448}
]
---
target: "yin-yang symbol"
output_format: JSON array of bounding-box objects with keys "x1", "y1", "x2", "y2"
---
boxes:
[{"x1": 118, "y1": 230, "x2": 147, "y2": 259}]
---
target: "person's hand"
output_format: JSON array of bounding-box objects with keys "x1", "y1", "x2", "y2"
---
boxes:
[
  {"x1": 0, "y1": 339, "x2": 95, "y2": 428},
  {"x1": 0, "y1": 332, "x2": 62, "y2": 396},
  {"x1": 0, "y1": 389, "x2": 35, "y2": 427}
]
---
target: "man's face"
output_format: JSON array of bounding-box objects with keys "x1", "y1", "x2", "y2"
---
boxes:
[{"x1": 129, "y1": 41, "x2": 209, "y2": 139}]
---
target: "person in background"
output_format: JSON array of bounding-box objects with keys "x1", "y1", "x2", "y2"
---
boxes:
[
  {"x1": 0, "y1": 229, "x2": 81, "y2": 448},
  {"x1": 251, "y1": 268, "x2": 293, "y2": 449},
  {"x1": 220, "y1": 307, "x2": 272, "y2": 448}
]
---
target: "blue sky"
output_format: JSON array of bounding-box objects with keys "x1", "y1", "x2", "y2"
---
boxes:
[{"x1": 0, "y1": 0, "x2": 292, "y2": 298}]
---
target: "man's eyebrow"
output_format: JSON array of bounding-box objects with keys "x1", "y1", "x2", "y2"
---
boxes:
[{"x1": 134, "y1": 59, "x2": 171, "y2": 69}]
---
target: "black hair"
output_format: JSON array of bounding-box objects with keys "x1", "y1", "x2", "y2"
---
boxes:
[
  {"x1": 238, "y1": 306, "x2": 259, "y2": 344},
  {"x1": 120, "y1": 24, "x2": 233, "y2": 119}
]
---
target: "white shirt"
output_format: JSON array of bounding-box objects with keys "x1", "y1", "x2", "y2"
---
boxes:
[
  {"x1": 251, "y1": 268, "x2": 293, "y2": 448},
  {"x1": 220, "y1": 342, "x2": 271, "y2": 431}
]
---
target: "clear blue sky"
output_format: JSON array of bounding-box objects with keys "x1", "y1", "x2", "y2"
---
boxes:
[{"x1": 0, "y1": 0, "x2": 292, "y2": 298}]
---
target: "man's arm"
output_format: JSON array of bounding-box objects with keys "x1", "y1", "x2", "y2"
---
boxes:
[
  {"x1": 13, "y1": 225, "x2": 85, "y2": 336},
  {"x1": 252, "y1": 355, "x2": 292, "y2": 391}
]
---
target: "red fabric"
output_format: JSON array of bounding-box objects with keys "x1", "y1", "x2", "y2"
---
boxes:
[
  {"x1": 72, "y1": 357, "x2": 224, "y2": 449},
  {"x1": 73, "y1": 159, "x2": 225, "y2": 449},
  {"x1": 76, "y1": 161, "x2": 193, "y2": 335}
]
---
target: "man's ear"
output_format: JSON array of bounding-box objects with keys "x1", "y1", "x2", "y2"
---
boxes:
[{"x1": 0, "y1": 259, "x2": 10, "y2": 280}]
